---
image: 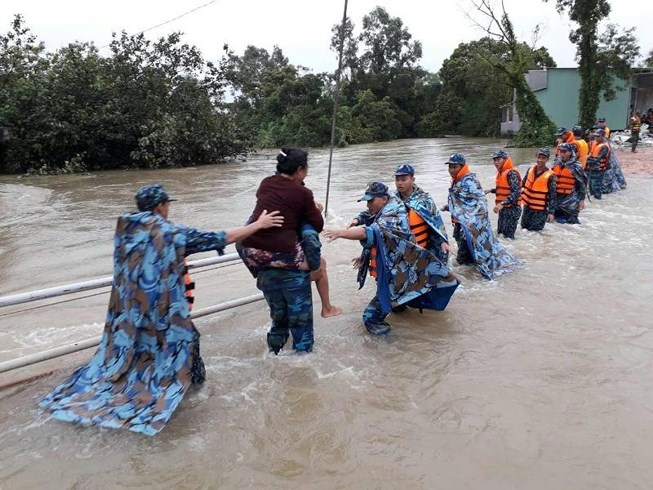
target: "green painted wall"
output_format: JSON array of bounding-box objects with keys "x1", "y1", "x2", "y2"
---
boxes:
[{"x1": 534, "y1": 69, "x2": 631, "y2": 130}]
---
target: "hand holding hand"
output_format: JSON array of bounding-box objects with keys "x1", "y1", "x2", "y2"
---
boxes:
[{"x1": 346, "y1": 218, "x2": 359, "y2": 229}]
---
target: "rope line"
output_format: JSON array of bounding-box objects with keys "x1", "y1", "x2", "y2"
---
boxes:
[{"x1": 99, "y1": 0, "x2": 221, "y2": 48}]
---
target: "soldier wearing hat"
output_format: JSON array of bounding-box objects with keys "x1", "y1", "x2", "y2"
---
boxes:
[
  {"x1": 596, "y1": 117, "x2": 611, "y2": 138},
  {"x1": 40, "y1": 184, "x2": 283, "y2": 436},
  {"x1": 442, "y1": 153, "x2": 520, "y2": 279},
  {"x1": 324, "y1": 181, "x2": 458, "y2": 335},
  {"x1": 552, "y1": 144, "x2": 587, "y2": 224},
  {"x1": 587, "y1": 128, "x2": 611, "y2": 199},
  {"x1": 486, "y1": 150, "x2": 522, "y2": 239},
  {"x1": 393, "y1": 163, "x2": 451, "y2": 260},
  {"x1": 572, "y1": 125, "x2": 589, "y2": 170},
  {"x1": 554, "y1": 127, "x2": 579, "y2": 159},
  {"x1": 521, "y1": 149, "x2": 557, "y2": 231}
]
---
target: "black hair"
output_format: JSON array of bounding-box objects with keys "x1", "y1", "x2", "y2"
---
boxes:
[{"x1": 276, "y1": 148, "x2": 308, "y2": 175}]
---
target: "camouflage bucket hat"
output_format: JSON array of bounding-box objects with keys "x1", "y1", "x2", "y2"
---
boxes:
[
  {"x1": 358, "y1": 182, "x2": 390, "y2": 201},
  {"x1": 135, "y1": 184, "x2": 177, "y2": 211},
  {"x1": 394, "y1": 163, "x2": 415, "y2": 176}
]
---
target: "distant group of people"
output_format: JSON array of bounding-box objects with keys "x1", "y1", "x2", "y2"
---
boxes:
[
  {"x1": 487, "y1": 117, "x2": 629, "y2": 234},
  {"x1": 39, "y1": 116, "x2": 631, "y2": 435}
]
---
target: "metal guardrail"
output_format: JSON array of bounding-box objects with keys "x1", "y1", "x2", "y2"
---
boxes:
[
  {"x1": 0, "y1": 253, "x2": 265, "y2": 375},
  {"x1": 0, "y1": 253, "x2": 242, "y2": 308}
]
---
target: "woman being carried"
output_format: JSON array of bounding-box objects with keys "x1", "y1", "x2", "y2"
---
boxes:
[{"x1": 238, "y1": 149, "x2": 341, "y2": 352}]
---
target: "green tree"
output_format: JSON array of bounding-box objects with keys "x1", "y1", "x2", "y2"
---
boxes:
[
  {"x1": 595, "y1": 24, "x2": 639, "y2": 101},
  {"x1": 220, "y1": 44, "x2": 333, "y2": 148},
  {"x1": 467, "y1": 0, "x2": 557, "y2": 146},
  {"x1": 0, "y1": 14, "x2": 49, "y2": 172},
  {"x1": 547, "y1": 0, "x2": 640, "y2": 127},
  {"x1": 329, "y1": 7, "x2": 436, "y2": 141},
  {"x1": 429, "y1": 36, "x2": 556, "y2": 139},
  {"x1": 0, "y1": 16, "x2": 245, "y2": 174},
  {"x1": 347, "y1": 89, "x2": 402, "y2": 142}
]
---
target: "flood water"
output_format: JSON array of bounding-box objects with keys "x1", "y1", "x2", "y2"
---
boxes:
[{"x1": 1, "y1": 138, "x2": 652, "y2": 489}]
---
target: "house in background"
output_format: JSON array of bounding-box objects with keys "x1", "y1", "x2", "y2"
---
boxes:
[{"x1": 500, "y1": 67, "x2": 653, "y2": 134}]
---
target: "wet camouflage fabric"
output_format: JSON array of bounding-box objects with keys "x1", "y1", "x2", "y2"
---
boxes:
[
  {"x1": 238, "y1": 224, "x2": 321, "y2": 278},
  {"x1": 256, "y1": 269, "x2": 313, "y2": 353},
  {"x1": 447, "y1": 172, "x2": 520, "y2": 279},
  {"x1": 397, "y1": 185, "x2": 449, "y2": 263},
  {"x1": 587, "y1": 143, "x2": 610, "y2": 199},
  {"x1": 358, "y1": 197, "x2": 459, "y2": 333},
  {"x1": 520, "y1": 165, "x2": 557, "y2": 232},
  {"x1": 496, "y1": 170, "x2": 522, "y2": 239},
  {"x1": 453, "y1": 223, "x2": 474, "y2": 265},
  {"x1": 362, "y1": 296, "x2": 391, "y2": 335},
  {"x1": 552, "y1": 158, "x2": 587, "y2": 224},
  {"x1": 39, "y1": 212, "x2": 226, "y2": 436},
  {"x1": 521, "y1": 208, "x2": 547, "y2": 231},
  {"x1": 602, "y1": 147, "x2": 627, "y2": 193},
  {"x1": 135, "y1": 184, "x2": 175, "y2": 211},
  {"x1": 497, "y1": 206, "x2": 522, "y2": 239}
]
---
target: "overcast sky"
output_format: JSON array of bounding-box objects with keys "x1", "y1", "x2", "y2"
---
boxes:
[{"x1": 2, "y1": 0, "x2": 651, "y2": 74}]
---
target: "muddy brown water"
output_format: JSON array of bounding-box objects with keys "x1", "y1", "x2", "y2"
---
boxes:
[{"x1": 0, "y1": 139, "x2": 652, "y2": 489}]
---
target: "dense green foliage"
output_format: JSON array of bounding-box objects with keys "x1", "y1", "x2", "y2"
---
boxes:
[
  {"x1": 0, "y1": 15, "x2": 247, "y2": 174},
  {"x1": 547, "y1": 0, "x2": 640, "y2": 128},
  {"x1": 0, "y1": 8, "x2": 562, "y2": 173},
  {"x1": 428, "y1": 37, "x2": 556, "y2": 139},
  {"x1": 462, "y1": 0, "x2": 559, "y2": 146}
]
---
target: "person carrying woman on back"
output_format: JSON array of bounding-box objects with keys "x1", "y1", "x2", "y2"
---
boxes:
[{"x1": 238, "y1": 148, "x2": 341, "y2": 354}]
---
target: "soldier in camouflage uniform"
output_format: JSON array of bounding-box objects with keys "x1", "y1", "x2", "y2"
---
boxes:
[
  {"x1": 520, "y1": 149, "x2": 557, "y2": 231},
  {"x1": 552, "y1": 143, "x2": 587, "y2": 224},
  {"x1": 325, "y1": 182, "x2": 458, "y2": 335},
  {"x1": 486, "y1": 150, "x2": 522, "y2": 239}
]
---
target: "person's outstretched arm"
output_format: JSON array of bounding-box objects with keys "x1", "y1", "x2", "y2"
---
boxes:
[
  {"x1": 184, "y1": 210, "x2": 284, "y2": 255},
  {"x1": 323, "y1": 226, "x2": 367, "y2": 241},
  {"x1": 225, "y1": 210, "x2": 284, "y2": 244}
]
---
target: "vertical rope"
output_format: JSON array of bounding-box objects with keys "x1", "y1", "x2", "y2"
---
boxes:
[{"x1": 324, "y1": 0, "x2": 349, "y2": 218}]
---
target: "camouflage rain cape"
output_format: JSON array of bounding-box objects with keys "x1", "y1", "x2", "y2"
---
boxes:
[
  {"x1": 447, "y1": 171, "x2": 520, "y2": 280},
  {"x1": 40, "y1": 212, "x2": 226, "y2": 436},
  {"x1": 358, "y1": 197, "x2": 458, "y2": 314},
  {"x1": 399, "y1": 185, "x2": 450, "y2": 264},
  {"x1": 553, "y1": 159, "x2": 587, "y2": 217},
  {"x1": 602, "y1": 145, "x2": 627, "y2": 193}
]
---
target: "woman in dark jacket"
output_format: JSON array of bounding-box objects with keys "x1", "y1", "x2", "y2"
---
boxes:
[{"x1": 240, "y1": 148, "x2": 340, "y2": 354}]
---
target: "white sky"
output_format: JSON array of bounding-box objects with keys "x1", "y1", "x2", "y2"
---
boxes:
[{"x1": 1, "y1": 0, "x2": 651, "y2": 74}]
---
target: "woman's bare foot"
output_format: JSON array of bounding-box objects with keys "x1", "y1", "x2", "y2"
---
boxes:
[{"x1": 321, "y1": 305, "x2": 343, "y2": 318}]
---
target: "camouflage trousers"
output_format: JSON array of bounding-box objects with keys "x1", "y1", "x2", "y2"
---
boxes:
[
  {"x1": 362, "y1": 295, "x2": 391, "y2": 335},
  {"x1": 453, "y1": 223, "x2": 474, "y2": 265},
  {"x1": 588, "y1": 169, "x2": 604, "y2": 199},
  {"x1": 257, "y1": 269, "x2": 314, "y2": 354},
  {"x1": 497, "y1": 206, "x2": 521, "y2": 239},
  {"x1": 521, "y1": 207, "x2": 548, "y2": 231}
]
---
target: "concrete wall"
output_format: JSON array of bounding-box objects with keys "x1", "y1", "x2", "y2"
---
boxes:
[{"x1": 535, "y1": 68, "x2": 631, "y2": 129}]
